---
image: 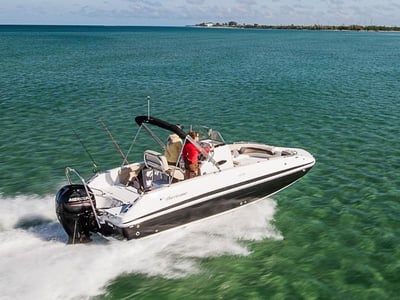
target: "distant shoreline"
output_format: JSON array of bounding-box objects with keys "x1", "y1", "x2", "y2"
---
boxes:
[
  {"x1": 1, "y1": 23, "x2": 399, "y2": 32},
  {"x1": 194, "y1": 22, "x2": 400, "y2": 32}
]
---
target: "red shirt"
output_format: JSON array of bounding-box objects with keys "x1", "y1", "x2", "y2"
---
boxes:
[{"x1": 182, "y1": 142, "x2": 200, "y2": 164}]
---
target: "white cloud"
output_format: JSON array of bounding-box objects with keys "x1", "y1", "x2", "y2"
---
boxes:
[{"x1": 1, "y1": 0, "x2": 399, "y2": 26}]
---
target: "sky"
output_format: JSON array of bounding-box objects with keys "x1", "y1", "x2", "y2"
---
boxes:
[{"x1": 1, "y1": 0, "x2": 400, "y2": 27}]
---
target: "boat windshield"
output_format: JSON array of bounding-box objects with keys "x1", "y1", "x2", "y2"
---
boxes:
[{"x1": 197, "y1": 126, "x2": 225, "y2": 145}]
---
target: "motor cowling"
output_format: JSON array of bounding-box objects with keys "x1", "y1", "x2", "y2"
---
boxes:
[{"x1": 55, "y1": 184, "x2": 97, "y2": 244}]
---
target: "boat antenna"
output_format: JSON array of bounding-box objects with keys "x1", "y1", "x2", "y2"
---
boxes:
[
  {"x1": 147, "y1": 96, "x2": 151, "y2": 119},
  {"x1": 99, "y1": 118, "x2": 129, "y2": 165}
]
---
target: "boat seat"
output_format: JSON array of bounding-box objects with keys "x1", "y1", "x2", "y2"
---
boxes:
[
  {"x1": 118, "y1": 164, "x2": 143, "y2": 185},
  {"x1": 167, "y1": 165, "x2": 185, "y2": 181},
  {"x1": 144, "y1": 150, "x2": 184, "y2": 181},
  {"x1": 239, "y1": 146, "x2": 276, "y2": 156}
]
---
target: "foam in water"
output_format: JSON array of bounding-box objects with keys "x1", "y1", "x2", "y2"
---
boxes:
[{"x1": 0, "y1": 194, "x2": 281, "y2": 300}]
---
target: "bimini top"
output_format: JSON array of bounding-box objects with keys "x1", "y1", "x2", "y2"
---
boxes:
[{"x1": 135, "y1": 115, "x2": 187, "y2": 139}]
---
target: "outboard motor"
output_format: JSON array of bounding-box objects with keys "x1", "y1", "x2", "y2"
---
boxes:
[{"x1": 55, "y1": 184, "x2": 98, "y2": 244}]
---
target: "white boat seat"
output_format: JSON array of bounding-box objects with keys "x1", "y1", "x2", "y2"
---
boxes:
[
  {"x1": 167, "y1": 165, "x2": 185, "y2": 181},
  {"x1": 239, "y1": 146, "x2": 276, "y2": 156},
  {"x1": 144, "y1": 150, "x2": 169, "y2": 171},
  {"x1": 144, "y1": 150, "x2": 184, "y2": 181}
]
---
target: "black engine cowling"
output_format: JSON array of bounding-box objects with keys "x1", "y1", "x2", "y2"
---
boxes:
[{"x1": 55, "y1": 184, "x2": 98, "y2": 244}]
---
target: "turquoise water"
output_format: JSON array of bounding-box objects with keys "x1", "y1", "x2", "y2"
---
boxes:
[{"x1": 1, "y1": 26, "x2": 399, "y2": 299}]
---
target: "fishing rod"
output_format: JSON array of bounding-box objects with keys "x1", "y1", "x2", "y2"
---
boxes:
[
  {"x1": 99, "y1": 118, "x2": 129, "y2": 165},
  {"x1": 147, "y1": 96, "x2": 151, "y2": 119},
  {"x1": 72, "y1": 128, "x2": 100, "y2": 172},
  {"x1": 55, "y1": 104, "x2": 100, "y2": 172}
]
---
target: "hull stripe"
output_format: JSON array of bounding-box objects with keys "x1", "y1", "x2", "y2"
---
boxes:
[
  {"x1": 126, "y1": 162, "x2": 312, "y2": 224},
  {"x1": 119, "y1": 166, "x2": 312, "y2": 239}
]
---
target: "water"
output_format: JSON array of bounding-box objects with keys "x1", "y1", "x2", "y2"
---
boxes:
[{"x1": 1, "y1": 25, "x2": 399, "y2": 299}]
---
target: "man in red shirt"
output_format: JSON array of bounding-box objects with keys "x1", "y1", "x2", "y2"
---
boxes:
[{"x1": 182, "y1": 131, "x2": 201, "y2": 179}]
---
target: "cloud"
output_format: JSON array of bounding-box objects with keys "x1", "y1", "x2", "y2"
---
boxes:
[
  {"x1": 186, "y1": 0, "x2": 206, "y2": 4},
  {"x1": 1, "y1": 0, "x2": 400, "y2": 26}
]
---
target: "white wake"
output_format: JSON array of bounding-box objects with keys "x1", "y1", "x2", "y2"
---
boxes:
[{"x1": 0, "y1": 194, "x2": 282, "y2": 300}]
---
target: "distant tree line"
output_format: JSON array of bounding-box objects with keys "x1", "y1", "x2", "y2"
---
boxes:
[{"x1": 195, "y1": 21, "x2": 400, "y2": 32}]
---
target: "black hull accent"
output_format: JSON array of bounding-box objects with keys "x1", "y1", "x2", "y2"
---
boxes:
[{"x1": 120, "y1": 167, "x2": 311, "y2": 240}]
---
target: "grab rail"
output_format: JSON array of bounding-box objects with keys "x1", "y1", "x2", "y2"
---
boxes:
[{"x1": 65, "y1": 167, "x2": 101, "y2": 229}]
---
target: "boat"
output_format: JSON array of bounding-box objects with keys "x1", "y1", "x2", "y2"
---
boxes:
[{"x1": 55, "y1": 115, "x2": 316, "y2": 243}]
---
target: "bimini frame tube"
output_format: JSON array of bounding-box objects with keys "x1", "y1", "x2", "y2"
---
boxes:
[
  {"x1": 141, "y1": 123, "x2": 165, "y2": 149},
  {"x1": 135, "y1": 115, "x2": 221, "y2": 172},
  {"x1": 65, "y1": 167, "x2": 101, "y2": 229}
]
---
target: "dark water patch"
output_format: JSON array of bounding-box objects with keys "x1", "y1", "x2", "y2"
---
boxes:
[{"x1": 14, "y1": 215, "x2": 53, "y2": 229}]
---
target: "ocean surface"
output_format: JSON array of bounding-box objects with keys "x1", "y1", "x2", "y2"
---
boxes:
[{"x1": 0, "y1": 25, "x2": 399, "y2": 300}]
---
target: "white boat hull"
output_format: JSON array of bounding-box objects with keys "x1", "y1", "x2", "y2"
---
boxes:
[
  {"x1": 55, "y1": 115, "x2": 315, "y2": 244},
  {"x1": 116, "y1": 162, "x2": 313, "y2": 239}
]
